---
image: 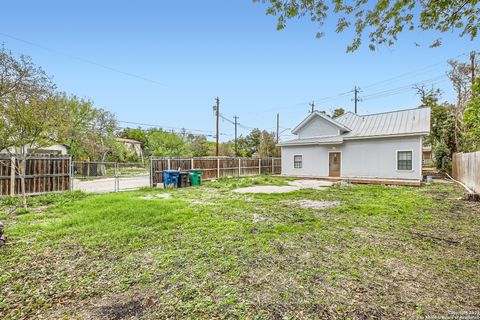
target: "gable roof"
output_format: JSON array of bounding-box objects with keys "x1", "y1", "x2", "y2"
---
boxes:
[
  {"x1": 278, "y1": 107, "x2": 430, "y2": 146},
  {"x1": 335, "y1": 108, "x2": 430, "y2": 138},
  {"x1": 291, "y1": 111, "x2": 351, "y2": 135}
]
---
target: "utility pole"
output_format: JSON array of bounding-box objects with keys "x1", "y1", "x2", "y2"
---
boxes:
[
  {"x1": 214, "y1": 97, "x2": 220, "y2": 157},
  {"x1": 353, "y1": 86, "x2": 361, "y2": 114},
  {"x1": 471, "y1": 51, "x2": 476, "y2": 87},
  {"x1": 233, "y1": 115, "x2": 239, "y2": 156},
  {"x1": 276, "y1": 113, "x2": 280, "y2": 144},
  {"x1": 309, "y1": 101, "x2": 315, "y2": 113}
]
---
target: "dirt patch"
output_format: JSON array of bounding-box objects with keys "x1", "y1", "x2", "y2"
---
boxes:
[
  {"x1": 233, "y1": 179, "x2": 334, "y2": 194},
  {"x1": 233, "y1": 185, "x2": 301, "y2": 194},
  {"x1": 96, "y1": 299, "x2": 144, "y2": 319},
  {"x1": 140, "y1": 194, "x2": 171, "y2": 200},
  {"x1": 290, "y1": 200, "x2": 341, "y2": 210},
  {"x1": 287, "y1": 179, "x2": 334, "y2": 190}
]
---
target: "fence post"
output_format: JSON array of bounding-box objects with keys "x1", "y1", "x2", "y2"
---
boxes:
[
  {"x1": 191, "y1": 158, "x2": 194, "y2": 169},
  {"x1": 10, "y1": 156, "x2": 15, "y2": 196},
  {"x1": 238, "y1": 158, "x2": 241, "y2": 176},
  {"x1": 69, "y1": 156, "x2": 73, "y2": 192},
  {"x1": 167, "y1": 158, "x2": 171, "y2": 170},
  {"x1": 258, "y1": 158, "x2": 261, "y2": 175},
  {"x1": 271, "y1": 158, "x2": 274, "y2": 174},
  {"x1": 217, "y1": 157, "x2": 220, "y2": 179},
  {"x1": 149, "y1": 157, "x2": 153, "y2": 187},
  {"x1": 114, "y1": 162, "x2": 118, "y2": 192}
]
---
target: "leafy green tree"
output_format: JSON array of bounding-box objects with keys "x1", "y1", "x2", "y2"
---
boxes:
[
  {"x1": 57, "y1": 94, "x2": 97, "y2": 159},
  {"x1": 0, "y1": 95, "x2": 63, "y2": 207},
  {"x1": 464, "y1": 77, "x2": 480, "y2": 150},
  {"x1": 147, "y1": 129, "x2": 193, "y2": 157},
  {"x1": 186, "y1": 134, "x2": 214, "y2": 157},
  {"x1": 258, "y1": 130, "x2": 277, "y2": 157},
  {"x1": 254, "y1": 0, "x2": 480, "y2": 51},
  {"x1": 0, "y1": 47, "x2": 59, "y2": 207},
  {"x1": 332, "y1": 108, "x2": 345, "y2": 118}
]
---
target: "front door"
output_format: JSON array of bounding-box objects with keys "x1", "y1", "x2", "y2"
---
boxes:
[{"x1": 329, "y1": 152, "x2": 341, "y2": 177}]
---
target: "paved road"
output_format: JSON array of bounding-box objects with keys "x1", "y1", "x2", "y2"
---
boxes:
[{"x1": 73, "y1": 175, "x2": 150, "y2": 193}]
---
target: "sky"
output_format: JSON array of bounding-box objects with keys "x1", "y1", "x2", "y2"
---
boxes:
[{"x1": 0, "y1": 1, "x2": 477, "y2": 142}]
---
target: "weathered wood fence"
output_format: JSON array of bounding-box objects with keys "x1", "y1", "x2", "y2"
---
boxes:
[
  {"x1": 0, "y1": 154, "x2": 71, "y2": 196},
  {"x1": 150, "y1": 157, "x2": 281, "y2": 186},
  {"x1": 452, "y1": 152, "x2": 480, "y2": 193}
]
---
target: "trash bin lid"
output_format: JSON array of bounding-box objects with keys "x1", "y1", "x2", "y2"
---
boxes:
[{"x1": 163, "y1": 170, "x2": 180, "y2": 174}]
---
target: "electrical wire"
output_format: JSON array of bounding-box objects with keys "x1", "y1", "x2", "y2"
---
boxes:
[
  {"x1": 0, "y1": 32, "x2": 166, "y2": 86},
  {"x1": 117, "y1": 120, "x2": 231, "y2": 137}
]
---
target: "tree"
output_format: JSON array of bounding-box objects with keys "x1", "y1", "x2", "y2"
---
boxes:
[
  {"x1": 237, "y1": 129, "x2": 262, "y2": 157},
  {"x1": 332, "y1": 108, "x2": 345, "y2": 118},
  {"x1": 147, "y1": 129, "x2": 193, "y2": 157},
  {"x1": 0, "y1": 46, "x2": 55, "y2": 102},
  {"x1": 57, "y1": 94, "x2": 97, "y2": 158},
  {"x1": 254, "y1": 0, "x2": 480, "y2": 52},
  {"x1": 186, "y1": 134, "x2": 214, "y2": 157},
  {"x1": 446, "y1": 58, "x2": 479, "y2": 151},
  {"x1": 0, "y1": 95, "x2": 63, "y2": 207},
  {"x1": 258, "y1": 130, "x2": 277, "y2": 157},
  {"x1": 0, "y1": 47, "x2": 58, "y2": 207},
  {"x1": 464, "y1": 77, "x2": 480, "y2": 150}
]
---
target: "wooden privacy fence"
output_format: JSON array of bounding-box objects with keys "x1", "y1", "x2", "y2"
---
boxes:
[
  {"x1": 452, "y1": 152, "x2": 480, "y2": 193},
  {"x1": 0, "y1": 154, "x2": 71, "y2": 196},
  {"x1": 150, "y1": 157, "x2": 281, "y2": 186}
]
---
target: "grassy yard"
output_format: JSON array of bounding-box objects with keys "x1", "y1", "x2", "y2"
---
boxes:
[{"x1": 0, "y1": 176, "x2": 479, "y2": 319}]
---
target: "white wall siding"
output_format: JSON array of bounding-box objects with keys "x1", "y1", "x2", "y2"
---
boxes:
[
  {"x1": 281, "y1": 145, "x2": 329, "y2": 177},
  {"x1": 296, "y1": 117, "x2": 339, "y2": 138},
  {"x1": 281, "y1": 136, "x2": 423, "y2": 180},
  {"x1": 341, "y1": 136, "x2": 422, "y2": 180}
]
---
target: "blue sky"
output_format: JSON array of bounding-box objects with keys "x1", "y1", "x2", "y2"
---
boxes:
[{"x1": 0, "y1": 1, "x2": 477, "y2": 141}]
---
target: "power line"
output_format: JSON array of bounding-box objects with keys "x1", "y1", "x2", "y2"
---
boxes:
[
  {"x1": 117, "y1": 120, "x2": 230, "y2": 137},
  {"x1": 254, "y1": 52, "x2": 468, "y2": 115},
  {"x1": 0, "y1": 32, "x2": 166, "y2": 86},
  {"x1": 362, "y1": 75, "x2": 448, "y2": 101}
]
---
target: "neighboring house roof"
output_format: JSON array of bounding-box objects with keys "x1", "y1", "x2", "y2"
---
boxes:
[
  {"x1": 279, "y1": 107, "x2": 431, "y2": 146},
  {"x1": 116, "y1": 137, "x2": 142, "y2": 145},
  {"x1": 291, "y1": 111, "x2": 351, "y2": 135}
]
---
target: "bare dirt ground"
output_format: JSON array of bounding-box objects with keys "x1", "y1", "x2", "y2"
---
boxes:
[{"x1": 233, "y1": 179, "x2": 334, "y2": 194}]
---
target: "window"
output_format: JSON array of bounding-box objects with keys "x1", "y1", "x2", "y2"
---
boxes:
[
  {"x1": 294, "y1": 155, "x2": 302, "y2": 169},
  {"x1": 397, "y1": 151, "x2": 413, "y2": 170}
]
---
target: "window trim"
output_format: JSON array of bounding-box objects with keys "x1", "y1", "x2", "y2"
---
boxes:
[
  {"x1": 293, "y1": 154, "x2": 303, "y2": 169},
  {"x1": 396, "y1": 150, "x2": 414, "y2": 171}
]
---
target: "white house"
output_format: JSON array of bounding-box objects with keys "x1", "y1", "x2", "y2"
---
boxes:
[
  {"x1": 1, "y1": 143, "x2": 68, "y2": 155},
  {"x1": 278, "y1": 108, "x2": 431, "y2": 183}
]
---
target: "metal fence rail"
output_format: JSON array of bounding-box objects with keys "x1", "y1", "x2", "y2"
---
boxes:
[
  {"x1": 0, "y1": 154, "x2": 71, "y2": 196},
  {"x1": 150, "y1": 157, "x2": 281, "y2": 186},
  {"x1": 72, "y1": 161, "x2": 149, "y2": 193}
]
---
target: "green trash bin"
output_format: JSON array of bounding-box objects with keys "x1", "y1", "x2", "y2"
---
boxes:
[{"x1": 188, "y1": 169, "x2": 203, "y2": 186}]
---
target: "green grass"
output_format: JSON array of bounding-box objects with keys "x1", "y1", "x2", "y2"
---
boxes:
[{"x1": 0, "y1": 177, "x2": 479, "y2": 319}]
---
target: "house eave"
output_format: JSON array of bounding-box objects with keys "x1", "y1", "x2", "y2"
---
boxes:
[{"x1": 343, "y1": 132, "x2": 430, "y2": 140}]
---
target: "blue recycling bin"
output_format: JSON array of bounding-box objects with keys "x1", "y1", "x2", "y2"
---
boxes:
[{"x1": 163, "y1": 170, "x2": 180, "y2": 188}]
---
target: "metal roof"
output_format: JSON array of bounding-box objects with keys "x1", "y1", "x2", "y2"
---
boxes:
[
  {"x1": 279, "y1": 107, "x2": 430, "y2": 146},
  {"x1": 335, "y1": 108, "x2": 431, "y2": 138}
]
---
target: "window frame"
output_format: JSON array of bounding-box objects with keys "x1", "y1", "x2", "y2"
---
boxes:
[
  {"x1": 293, "y1": 154, "x2": 303, "y2": 169},
  {"x1": 396, "y1": 150, "x2": 413, "y2": 171}
]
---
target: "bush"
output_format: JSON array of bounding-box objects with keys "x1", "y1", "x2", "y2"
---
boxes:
[{"x1": 433, "y1": 142, "x2": 452, "y2": 173}]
